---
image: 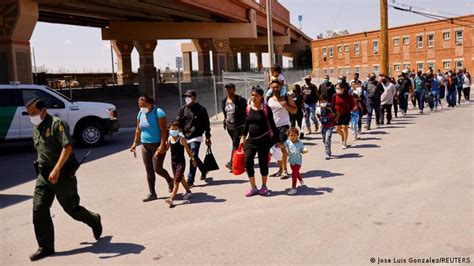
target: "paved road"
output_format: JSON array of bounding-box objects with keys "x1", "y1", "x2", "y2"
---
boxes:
[{"x1": 1, "y1": 102, "x2": 472, "y2": 265}]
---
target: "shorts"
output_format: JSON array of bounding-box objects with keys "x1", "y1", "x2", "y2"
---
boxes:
[
  {"x1": 276, "y1": 125, "x2": 289, "y2": 144},
  {"x1": 336, "y1": 113, "x2": 351, "y2": 126},
  {"x1": 171, "y1": 162, "x2": 186, "y2": 182}
]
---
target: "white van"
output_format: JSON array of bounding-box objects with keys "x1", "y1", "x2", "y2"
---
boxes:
[{"x1": 0, "y1": 83, "x2": 120, "y2": 147}]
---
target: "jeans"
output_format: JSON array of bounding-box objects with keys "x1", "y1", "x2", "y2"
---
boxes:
[
  {"x1": 366, "y1": 102, "x2": 381, "y2": 128},
  {"x1": 447, "y1": 89, "x2": 457, "y2": 107},
  {"x1": 399, "y1": 93, "x2": 408, "y2": 113},
  {"x1": 321, "y1": 127, "x2": 333, "y2": 156},
  {"x1": 432, "y1": 92, "x2": 440, "y2": 109},
  {"x1": 380, "y1": 104, "x2": 392, "y2": 124},
  {"x1": 303, "y1": 103, "x2": 317, "y2": 129},
  {"x1": 415, "y1": 91, "x2": 425, "y2": 111},
  {"x1": 187, "y1": 141, "x2": 202, "y2": 185}
]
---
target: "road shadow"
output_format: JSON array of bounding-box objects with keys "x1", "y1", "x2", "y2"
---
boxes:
[
  {"x1": 333, "y1": 153, "x2": 364, "y2": 159},
  {"x1": 170, "y1": 192, "x2": 226, "y2": 207},
  {"x1": 267, "y1": 186, "x2": 334, "y2": 197},
  {"x1": 301, "y1": 136, "x2": 318, "y2": 140},
  {"x1": 380, "y1": 125, "x2": 405, "y2": 129},
  {"x1": 358, "y1": 137, "x2": 381, "y2": 141},
  {"x1": 0, "y1": 194, "x2": 33, "y2": 209},
  {"x1": 193, "y1": 177, "x2": 247, "y2": 187},
  {"x1": 365, "y1": 130, "x2": 389, "y2": 135},
  {"x1": 301, "y1": 170, "x2": 344, "y2": 179},
  {"x1": 302, "y1": 142, "x2": 317, "y2": 146},
  {"x1": 351, "y1": 144, "x2": 381, "y2": 149},
  {"x1": 54, "y1": 236, "x2": 145, "y2": 259}
]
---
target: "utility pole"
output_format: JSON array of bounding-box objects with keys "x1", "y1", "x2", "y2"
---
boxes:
[
  {"x1": 266, "y1": 0, "x2": 274, "y2": 67},
  {"x1": 380, "y1": 0, "x2": 389, "y2": 75},
  {"x1": 110, "y1": 43, "x2": 115, "y2": 85}
]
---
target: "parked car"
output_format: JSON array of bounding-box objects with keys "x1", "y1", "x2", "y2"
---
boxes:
[{"x1": 0, "y1": 83, "x2": 120, "y2": 147}]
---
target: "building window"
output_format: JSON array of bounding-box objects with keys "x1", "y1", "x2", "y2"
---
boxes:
[
  {"x1": 417, "y1": 63, "x2": 424, "y2": 72},
  {"x1": 355, "y1": 67, "x2": 360, "y2": 74},
  {"x1": 443, "y1": 32, "x2": 450, "y2": 41},
  {"x1": 354, "y1": 43, "x2": 360, "y2": 55},
  {"x1": 329, "y1": 68, "x2": 334, "y2": 78},
  {"x1": 403, "y1": 64, "x2": 410, "y2": 70},
  {"x1": 373, "y1": 65, "x2": 379, "y2": 73},
  {"x1": 323, "y1": 68, "x2": 328, "y2": 75},
  {"x1": 403, "y1": 37, "x2": 410, "y2": 45},
  {"x1": 456, "y1": 60, "x2": 464, "y2": 69},
  {"x1": 394, "y1": 64, "x2": 401, "y2": 71},
  {"x1": 443, "y1": 61, "x2": 451, "y2": 69},
  {"x1": 373, "y1": 41, "x2": 379, "y2": 54},
  {"x1": 417, "y1": 35, "x2": 423, "y2": 49},
  {"x1": 393, "y1": 38, "x2": 400, "y2": 46},
  {"x1": 344, "y1": 45, "x2": 350, "y2": 52},
  {"x1": 337, "y1": 46, "x2": 343, "y2": 53},
  {"x1": 329, "y1": 47, "x2": 334, "y2": 58},
  {"x1": 338, "y1": 68, "x2": 343, "y2": 76},
  {"x1": 427, "y1": 62, "x2": 435, "y2": 71},
  {"x1": 322, "y1": 48, "x2": 327, "y2": 58},
  {"x1": 455, "y1": 31, "x2": 463, "y2": 45},
  {"x1": 427, "y1": 34, "x2": 434, "y2": 48},
  {"x1": 345, "y1": 67, "x2": 351, "y2": 75}
]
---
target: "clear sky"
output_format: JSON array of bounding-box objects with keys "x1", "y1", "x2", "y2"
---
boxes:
[{"x1": 29, "y1": 0, "x2": 473, "y2": 73}]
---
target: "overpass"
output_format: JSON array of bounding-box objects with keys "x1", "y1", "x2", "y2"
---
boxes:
[{"x1": 0, "y1": 0, "x2": 312, "y2": 94}]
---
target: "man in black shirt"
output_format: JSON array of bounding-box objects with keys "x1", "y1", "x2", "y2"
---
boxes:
[
  {"x1": 319, "y1": 74, "x2": 336, "y2": 103},
  {"x1": 177, "y1": 90, "x2": 211, "y2": 187},
  {"x1": 302, "y1": 75, "x2": 319, "y2": 133}
]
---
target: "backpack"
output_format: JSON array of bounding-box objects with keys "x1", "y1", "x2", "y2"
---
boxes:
[{"x1": 320, "y1": 107, "x2": 333, "y2": 125}]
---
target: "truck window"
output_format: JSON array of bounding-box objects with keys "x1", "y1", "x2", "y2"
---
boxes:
[
  {"x1": 0, "y1": 89, "x2": 22, "y2": 107},
  {"x1": 22, "y1": 89, "x2": 65, "y2": 109}
]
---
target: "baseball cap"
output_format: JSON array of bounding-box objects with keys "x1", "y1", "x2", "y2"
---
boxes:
[{"x1": 182, "y1": 89, "x2": 197, "y2": 97}]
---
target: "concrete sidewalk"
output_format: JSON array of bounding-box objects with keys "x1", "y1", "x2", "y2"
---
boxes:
[{"x1": 0, "y1": 101, "x2": 472, "y2": 265}]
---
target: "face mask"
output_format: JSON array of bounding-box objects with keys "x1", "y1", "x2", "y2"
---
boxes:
[
  {"x1": 140, "y1": 107, "x2": 149, "y2": 114},
  {"x1": 30, "y1": 114, "x2": 43, "y2": 126},
  {"x1": 336, "y1": 89, "x2": 343, "y2": 94},
  {"x1": 320, "y1": 102, "x2": 327, "y2": 107},
  {"x1": 279, "y1": 87, "x2": 287, "y2": 97},
  {"x1": 185, "y1": 97, "x2": 192, "y2": 105},
  {"x1": 169, "y1": 129, "x2": 179, "y2": 137},
  {"x1": 323, "y1": 79, "x2": 328, "y2": 83}
]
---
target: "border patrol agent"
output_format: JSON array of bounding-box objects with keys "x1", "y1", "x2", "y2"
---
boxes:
[{"x1": 26, "y1": 98, "x2": 102, "y2": 261}]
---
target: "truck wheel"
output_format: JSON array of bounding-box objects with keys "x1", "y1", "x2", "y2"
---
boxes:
[{"x1": 78, "y1": 121, "x2": 105, "y2": 147}]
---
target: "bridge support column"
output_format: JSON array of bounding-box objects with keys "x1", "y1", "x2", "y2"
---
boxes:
[
  {"x1": 240, "y1": 51, "x2": 251, "y2": 71},
  {"x1": 197, "y1": 39, "x2": 211, "y2": 76},
  {"x1": 134, "y1": 40, "x2": 157, "y2": 95},
  {"x1": 111, "y1": 40, "x2": 134, "y2": 85},
  {"x1": 275, "y1": 45, "x2": 284, "y2": 67},
  {"x1": 256, "y1": 52, "x2": 263, "y2": 72},
  {"x1": 0, "y1": 0, "x2": 38, "y2": 84},
  {"x1": 211, "y1": 38, "x2": 230, "y2": 77},
  {"x1": 182, "y1": 51, "x2": 192, "y2": 82}
]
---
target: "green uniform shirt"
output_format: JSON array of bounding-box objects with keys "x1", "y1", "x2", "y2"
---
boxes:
[{"x1": 33, "y1": 114, "x2": 75, "y2": 168}]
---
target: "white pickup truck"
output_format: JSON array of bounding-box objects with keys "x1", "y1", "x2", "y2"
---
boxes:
[{"x1": 0, "y1": 83, "x2": 120, "y2": 147}]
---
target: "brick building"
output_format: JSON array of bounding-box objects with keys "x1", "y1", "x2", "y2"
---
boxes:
[{"x1": 311, "y1": 15, "x2": 474, "y2": 80}]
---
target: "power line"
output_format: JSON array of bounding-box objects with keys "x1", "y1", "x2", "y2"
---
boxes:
[
  {"x1": 391, "y1": 0, "x2": 463, "y2": 17},
  {"x1": 389, "y1": 4, "x2": 474, "y2": 29}
]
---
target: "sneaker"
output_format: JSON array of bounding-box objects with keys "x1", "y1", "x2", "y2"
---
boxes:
[
  {"x1": 342, "y1": 144, "x2": 348, "y2": 149},
  {"x1": 270, "y1": 171, "x2": 282, "y2": 177},
  {"x1": 300, "y1": 132, "x2": 305, "y2": 139},
  {"x1": 225, "y1": 162, "x2": 232, "y2": 171},
  {"x1": 287, "y1": 188, "x2": 297, "y2": 195},
  {"x1": 259, "y1": 186, "x2": 269, "y2": 195},
  {"x1": 92, "y1": 214, "x2": 102, "y2": 240},
  {"x1": 325, "y1": 155, "x2": 331, "y2": 160},
  {"x1": 29, "y1": 248, "x2": 55, "y2": 261},
  {"x1": 165, "y1": 198, "x2": 173, "y2": 206},
  {"x1": 142, "y1": 193, "x2": 158, "y2": 202},
  {"x1": 245, "y1": 188, "x2": 259, "y2": 197},
  {"x1": 419, "y1": 110, "x2": 423, "y2": 114},
  {"x1": 280, "y1": 172, "x2": 290, "y2": 180},
  {"x1": 183, "y1": 192, "x2": 192, "y2": 200},
  {"x1": 299, "y1": 180, "x2": 305, "y2": 187}
]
